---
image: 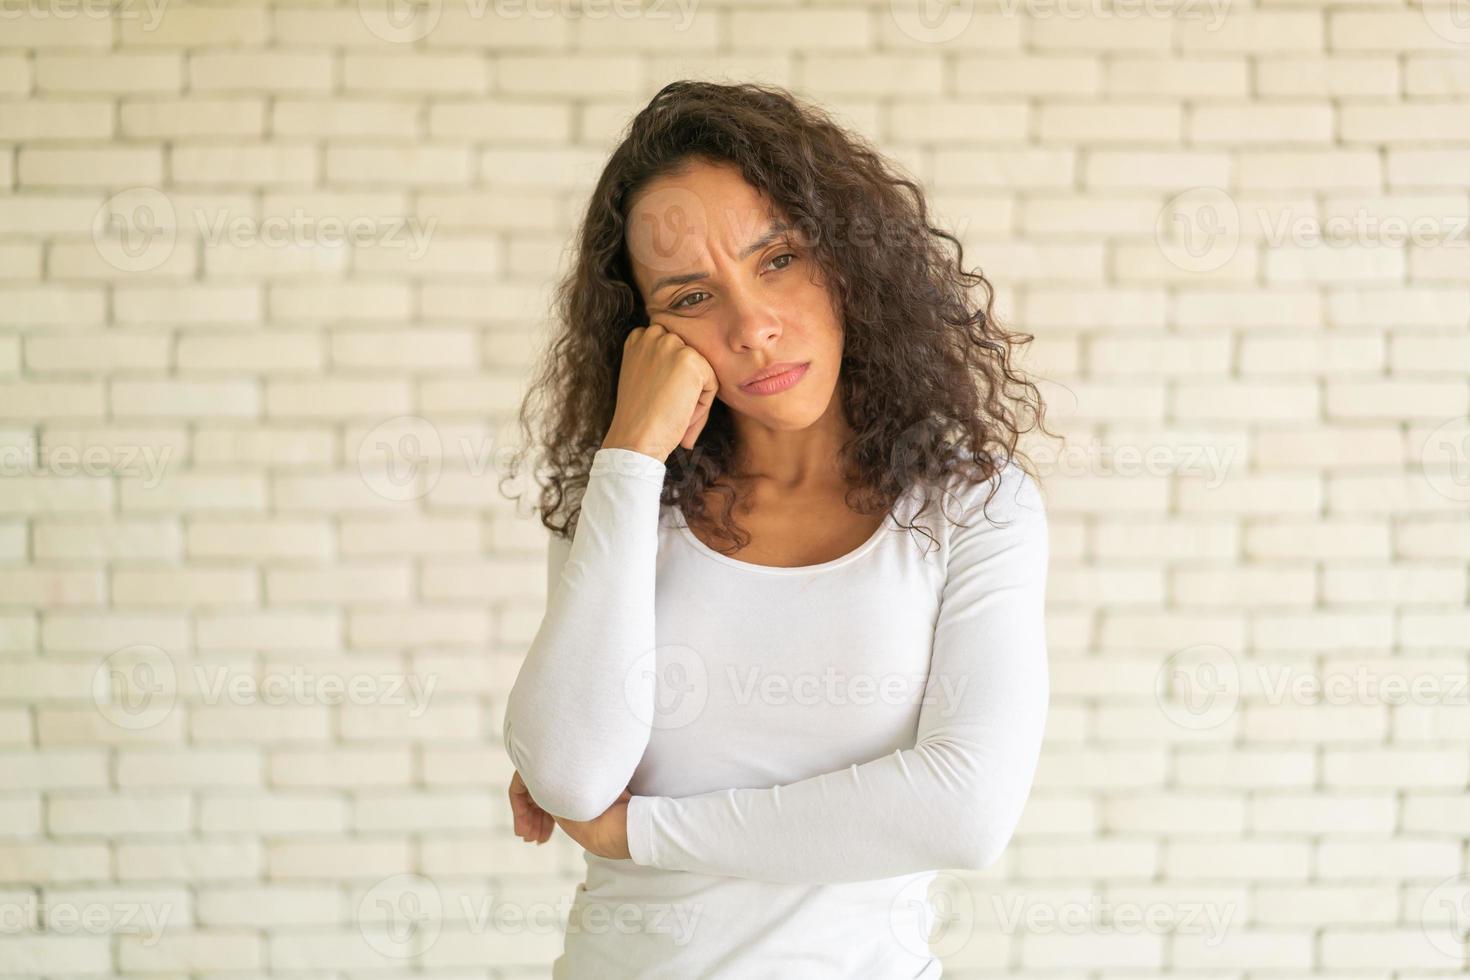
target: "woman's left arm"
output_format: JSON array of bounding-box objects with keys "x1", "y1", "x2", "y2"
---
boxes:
[{"x1": 622, "y1": 463, "x2": 1050, "y2": 885}]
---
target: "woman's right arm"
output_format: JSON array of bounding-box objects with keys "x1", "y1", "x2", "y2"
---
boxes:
[
  {"x1": 501, "y1": 445, "x2": 669, "y2": 822},
  {"x1": 503, "y1": 320, "x2": 716, "y2": 822}
]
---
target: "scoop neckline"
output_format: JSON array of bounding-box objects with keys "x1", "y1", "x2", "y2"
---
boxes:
[{"x1": 672, "y1": 483, "x2": 914, "y2": 575}]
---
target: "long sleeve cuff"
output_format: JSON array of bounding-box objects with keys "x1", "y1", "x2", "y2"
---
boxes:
[{"x1": 626, "y1": 794, "x2": 658, "y2": 866}]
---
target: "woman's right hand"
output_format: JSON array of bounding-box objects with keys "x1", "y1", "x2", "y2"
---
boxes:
[
  {"x1": 509, "y1": 770, "x2": 553, "y2": 845},
  {"x1": 601, "y1": 321, "x2": 719, "y2": 460}
]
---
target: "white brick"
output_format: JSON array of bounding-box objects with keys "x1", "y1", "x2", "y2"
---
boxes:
[
  {"x1": 114, "y1": 284, "x2": 262, "y2": 324},
  {"x1": 117, "y1": 750, "x2": 262, "y2": 788},
  {"x1": 1406, "y1": 55, "x2": 1470, "y2": 95},
  {"x1": 886, "y1": 100, "x2": 1029, "y2": 143},
  {"x1": 1166, "y1": 841, "x2": 1312, "y2": 880},
  {"x1": 1238, "y1": 150, "x2": 1382, "y2": 190},
  {"x1": 423, "y1": 6, "x2": 571, "y2": 49},
  {"x1": 0, "y1": 100, "x2": 112, "y2": 140},
  {"x1": 1257, "y1": 56, "x2": 1399, "y2": 96},
  {"x1": 48, "y1": 793, "x2": 192, "y2": 836},
  {"x1": 119, "y1": 8, "x2": 268, "y2": 46},
  {"x1": 196, "y1": 885, "x2": 341, "y2": 927},
  {"x1": 1106, "y1": 57, "x2": 1250, "y2": 97},
  {"x1": 955, "y1": 55, "x2": 1100, "y2": 95},
  {"x1": 119, "y1": 98, "x2": 266, "y2": 138},
  {"x1": 352, "y1": 791, "x2": 495, "y2": 831},
  {"x1": 189, "y1": 53, "x2": 334, "y2": 93},
  {"x1": 800, "y1": 56, "x2": 943, "y2": 97},
  {"x1": 26, "y1": 335, "x2": 170, "y2": 373},
  {"x1": 267, "y1": 839, "x2": 412, "y2": 880},
  {"x1": 194, "y1": 612, "x2": 339, "y2": 651},
  {"x1": 265, "y1": 379, "x2": 411, "y2": 419},
  {"x1": 111, "y1": 382, "x2": 260, "y2": 423},
  {"x1": 0, "y1": 54, "x2": 28, "y2": 93},
  {"x1": 117, "y1": 841, "x2": 261, "y2": 881},
  {"x1": 1341, "y1": 102, "x2": 1470, "y2": 142},
  {"x1": 175, "y1": 333, "x2": 323, "y2": 373},
  {"x1": 1331, "y1": 12, "x2": 1468, "y2": 52},
  {"x1": 199, "y1": 795, "x2": 346, "y2": 834},
  {"x1": 271, "y1": 748, "x2": 413, "y2": 787},
  {"x1": 266, "y1": 564, "x2": 413, "y2": 604},
  {"x1": 34, "y1": 54, "x2": 182, "y2": 93},
  {"x1": 0, "y1": 751, "x2": 108, "y2": 789},
  {"x1": 1190, "y1": 103, "x2": 1335, "y2": 144},
  {"x1": 272, "y1": 99, "x2": 420, "y2": 138},
  {"x1": 186, "y1": 519, "x2": 334, "y2": 560},
  {"x1": 0, "y1": 284, "x2": 106, "y2": 324},
  {"x1": 1039, "y1": 103, "x2": 1183, "y2": 143},
  {"x1": 117, "y1": 930, "x2": 263, "y2": 972},
  {"x1": 0, "y1": 570, "x2": 103, "y2": 605},
  {"x1": 111, "y1": 566, "x2": 258, "y2": 604},
  {"x1": 191, "y1": 427, "x2": 337, "y2": 469},
  {"x1": 342, "y1": 54, "x2": 490, "y2": 94},
  {"x1": 0, "y1": 16, "x2": 110, "y2": 49},
  {"x1": 38, "y1": 706, "x2": 184, "y2": 746},
  {"x1": 731, "y1": 11, "x2": 870, "y2": 51},
  {"x1": 1180, "y1": 13, "x2": 1322, "y2": 53}
]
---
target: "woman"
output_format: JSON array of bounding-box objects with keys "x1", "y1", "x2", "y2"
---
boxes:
[{"x1": 500, "y1": 80, "x2": 1055, "y2": 978}]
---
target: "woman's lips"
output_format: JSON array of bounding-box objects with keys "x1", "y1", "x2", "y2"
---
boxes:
[{"x1": 739, "y1": 361, "x2": 810, "y2": 395}]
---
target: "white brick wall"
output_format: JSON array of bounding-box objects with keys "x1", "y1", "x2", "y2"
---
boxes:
[{"x1": 1, "y1": 2, "x2": 1467, "y2": 977}]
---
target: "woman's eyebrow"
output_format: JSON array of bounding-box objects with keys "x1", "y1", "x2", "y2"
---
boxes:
[{"x1": 649, "y1": 220, "x2": 792, "y2": 296}]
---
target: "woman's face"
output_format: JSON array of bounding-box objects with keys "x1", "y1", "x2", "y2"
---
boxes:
[{"x1": 624, "y1": 158, "x2": 844, "y2": 434}]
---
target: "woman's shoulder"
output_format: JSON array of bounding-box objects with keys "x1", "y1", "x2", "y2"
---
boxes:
[{"x1": 928, "y1": 447, "x2": 1047, "y2": 536}]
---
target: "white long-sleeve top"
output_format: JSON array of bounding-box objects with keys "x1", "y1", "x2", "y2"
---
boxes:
[{"x1": 502, "y1": 446, "x2": 1050, "y2": 979}]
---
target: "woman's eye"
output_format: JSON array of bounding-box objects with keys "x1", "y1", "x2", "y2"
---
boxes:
[{"x1": 671, "y1": 254, "x2": 795, "y2": 310}]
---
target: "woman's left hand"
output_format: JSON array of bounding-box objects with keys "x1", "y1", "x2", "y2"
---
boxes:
[{"x1": 552, "y1": 786, "x2": 633, "y2": 861}]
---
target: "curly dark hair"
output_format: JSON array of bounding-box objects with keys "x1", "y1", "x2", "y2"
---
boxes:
[{"x1": 502, "y1": 79, "x2": 1055, "y2": 553}]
